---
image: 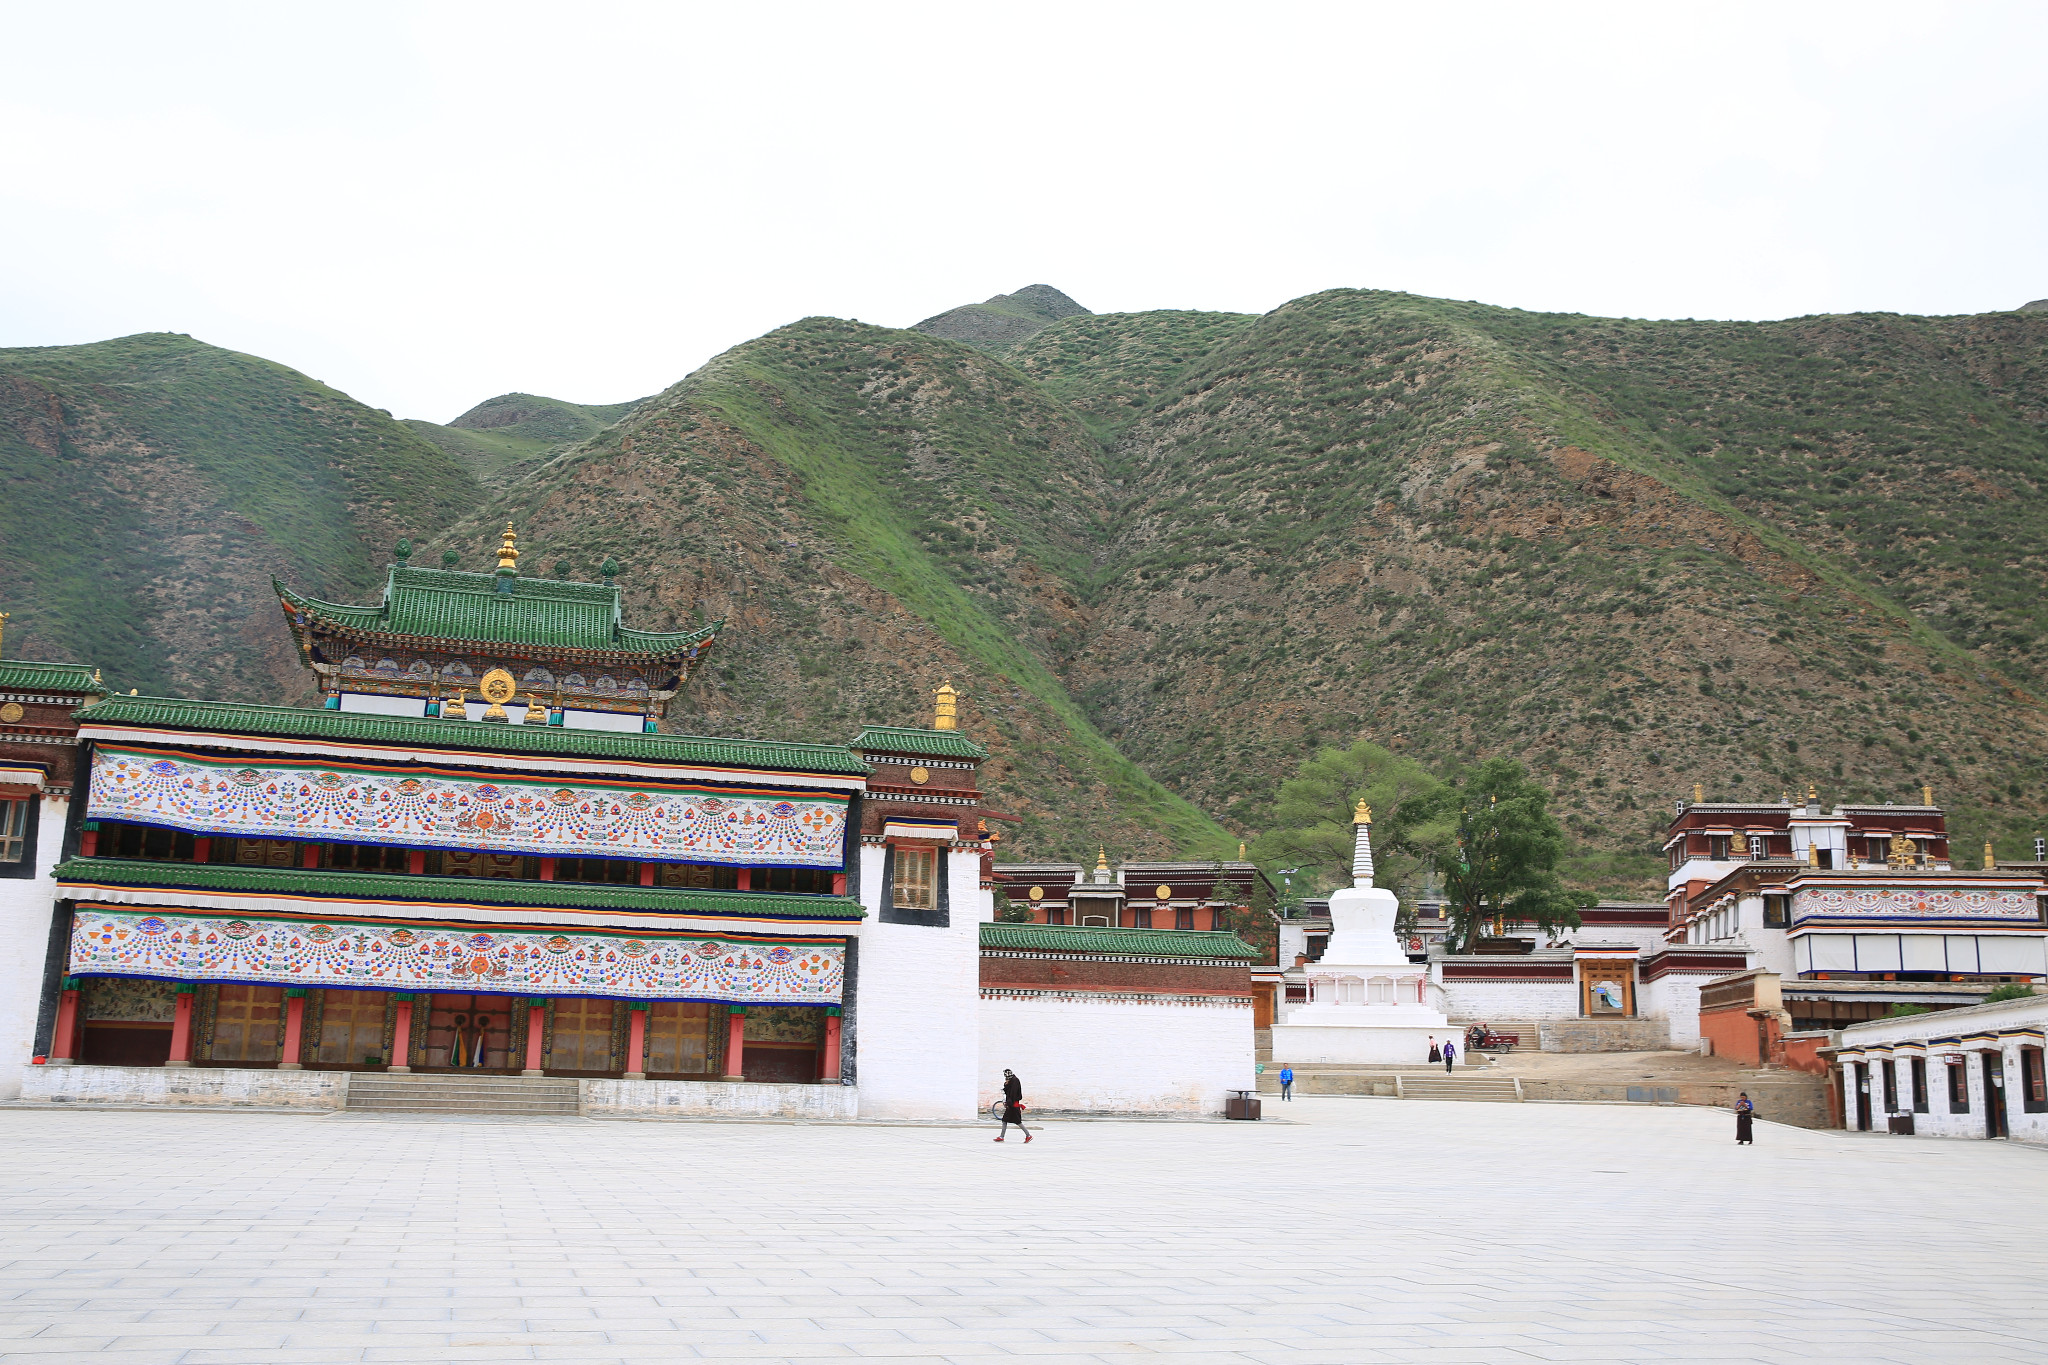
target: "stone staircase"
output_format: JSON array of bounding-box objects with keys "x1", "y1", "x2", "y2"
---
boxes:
[
  {"x1": 344, "y1": 1073, "x2": 581, "y2": 1117},
  {"x1": 1393, "y1": 1074, "x2": 1523, "y2": 1102}
]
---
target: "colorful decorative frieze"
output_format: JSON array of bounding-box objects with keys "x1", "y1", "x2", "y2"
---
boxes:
[
  {"x1": 69, "y1": 907, "x2": 844, "y2": 1003},
  {"x1": 88, "y1": 746, "x2": 848, "y2": 867},
  {"x1": 1793, "y1": 885, "x2": 2039, "y2": 923}
]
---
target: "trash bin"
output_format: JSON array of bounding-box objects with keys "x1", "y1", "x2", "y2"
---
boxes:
[
  {"x1": 1887, "y1": 1114, "x2": 1915, "y2": 1135},
  {"x1": 1225, "y1": 1090, "x2": 1262, "y2": 1121}
]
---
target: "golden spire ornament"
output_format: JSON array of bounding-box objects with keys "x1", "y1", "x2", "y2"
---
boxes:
[
  {"x1": 933, "y1": 680, "x2": 958, "y2": 731},
  {"x1": 496, "y1": 523, "x2": 520, "y2": 573},
  {"x1": 1353, "y1": 798, "x2": 1372, "y2": 825}
]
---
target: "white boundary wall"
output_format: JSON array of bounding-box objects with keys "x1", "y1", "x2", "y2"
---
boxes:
[
  {"x1": 0, "y1": 793, "x2": 65, "y2": 1100},
  {"x1": 979, "y1": 994, "x2": 1255, "y2": 1114},
  {"x1": 1435, "y1": 974, "x2": 1576, "y2": 1021},
  {"x1": 1640, "y1": 971, "x2": 1718, "y2": 1048},
  {"x1": 1836, "y1": 994, "x2": 2048, "y2": 1145},
  {"x1": 850, "y1": 845, "x2": 983, "y2": 1120}
]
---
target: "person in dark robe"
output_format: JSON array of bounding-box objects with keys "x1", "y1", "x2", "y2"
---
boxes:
[
  {"x1": 995, "y1": 1068, "x2": 1032, "y2": 1143},
  {"x1": 1428, "y1": 1037, "x2": 1441, "y2": 1064},
  {"x1": 1735, "y1": 1092, "x2": 1755, "y2": 1145}
]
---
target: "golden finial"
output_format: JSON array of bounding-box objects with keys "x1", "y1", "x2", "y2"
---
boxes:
[
  {"x1": 933, "y1": 680, "x2": 958, "y2": 731},
  {"x1": 1922, "y1": 784, "x2": 1933, "y2": 807},
  {"x1": 0, "y1": 610, "x2": 8, "y2": 658},
  {"x1": 1238, "y1": 841, "x2": 1247, "y2": 861},
  {"x1": 1985, "y1": 840, "x2": 1997, "y2": 870},
  {"x1": 1693, "y1": 783, "x2": 1704, "y2": 803},
  {"x1": 1096, "y1": 846, "x2": 1109, "y2": 872},
  {"x1": 1353, "y1": 799, "x2": 1372, "y2": 825},
  {"x1": 495, "y1": 522, "x2": 520, "y2": 574},
  {"x1": 1807, "y1": 841, "x2": 1819, "y2": 868},
  {"x1": 1808, "y1": 783, "x2": 1818, "y2": 804}
]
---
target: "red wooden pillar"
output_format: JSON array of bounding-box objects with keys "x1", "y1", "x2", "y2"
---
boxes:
[
  {"x1": 390, "y1": 996, "x2": 414, "y2": 1072},
  {"x1": 832, "y1": 873, "x2": 847, "y2": 896},
  {"x1": 78, "y1": 825, "x2": 98, "y2": 857},
  {"x1": 192, "y1": 836, "x2": 211, "y2": 863},
  {"x1": 539, "y1": 857, "x2": 555, "y2": 883},
  {"x1": 279, "y1": 990, "x2": 307, "y2": 1069},
  {"x1": 407, "y1": 850, "x2": 426, "y2": 875},
  {"x1": 638, "y1": 863, "x2": 654, "y2": 888},
  {"x1": 736, "y1": 869, "x2": 752, "y2": 891},
  {"x1": 723, "y1": 1006, "x2": 745, "y2": 1080},
  {"x1": 301, "y1": 843, "x2": 321, "y2": 869},
  {"x1": 49, "y1": 980, "x2": 82, "y2": 1064},
  {"x1": 166, "y1": 986, "x2": 196, "y2": 1067},
  {"x1": 820, "y1": 1007, "x2": 842, "y2": 1082},
  {"x1": 522, "y1": 1003, "x2": 545, "y2": 1075},
  {"x1": 625, "y1": 1004, "x2": 648, "y2": 1080}
]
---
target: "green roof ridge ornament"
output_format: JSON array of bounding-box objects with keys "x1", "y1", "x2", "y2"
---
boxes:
[
  {"x1": 394, "y1": 539, "x2": 412, "y2": 567},
  {"x1": 601, "y1": 557, "x2": 620, "y2": 584},
  {"x1": 441, "y1": 549, "x2": 459, "y2": 569}
]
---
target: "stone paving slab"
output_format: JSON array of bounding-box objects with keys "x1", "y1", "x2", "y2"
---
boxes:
[{"x1": 0, "y1": 1101, "x2": 2042, "y2": 1363}]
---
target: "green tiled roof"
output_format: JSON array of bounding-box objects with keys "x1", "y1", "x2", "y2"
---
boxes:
[
  {"x1": 54, "y1": 857, "x2": 865, "y2": 921},
  {"x1": 76, "y1": 695, "x2": 873, "y2": 776},
  {"x1": 0, "y1": 660, "x2": 105, "y2": 695},
  {"x1": 277, "y1": 566, "x2": 719, "y2": 658},
  {"x1": 979, "y1": 923, "x2": 1257, "y2": 959},
  {"x1": 851, "y1": 725, "x2": 988, "y2": 759}
]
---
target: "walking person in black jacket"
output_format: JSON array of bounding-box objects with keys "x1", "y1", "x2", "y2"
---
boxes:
[{"x1": 995, "y1": 1068, "x2": 1033, "y2": 1143}]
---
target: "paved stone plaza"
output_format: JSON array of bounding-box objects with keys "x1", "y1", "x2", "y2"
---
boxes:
[{"x1": 0, "y1": 1099, "x2": 2041, "y2": 1364}]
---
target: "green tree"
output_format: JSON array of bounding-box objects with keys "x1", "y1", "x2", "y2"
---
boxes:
[
  {"x1": 991, "y1": 885, "x2": 1032, "y2": 923},
  {"x1": 1388, "y1": 756, "x2": 1582, "y2": 952},
  {"x1": 1249, "y1": 739, "x2": 1446, "y2": 914},
  {"x1": 1980, "y1": 983, "x2": 2037, "y2": 1004}
]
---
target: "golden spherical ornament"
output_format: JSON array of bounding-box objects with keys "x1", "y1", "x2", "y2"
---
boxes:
[
  {"x1": 909, "y1": 766, "x2": 929, "y2": 785},
  {"x1": 1155, "y1": 884, "x2": 1173, "y2": 901},
  {"x1": 1027, "y1": 886, "x2": 1045, "y2": 902}
]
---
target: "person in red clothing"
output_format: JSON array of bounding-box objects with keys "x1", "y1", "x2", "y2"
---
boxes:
[{"x1": 995, "y1": 1068, "x2": 1033, "y2": 1143}]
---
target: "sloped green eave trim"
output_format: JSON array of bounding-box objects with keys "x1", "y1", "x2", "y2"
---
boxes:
[
  {"x1": 53, "y1": 857, "x2": 866, "y2": 920},
  {"x1": 851, "y1": 725, "x2": 989, "y2": 759},
  {"x1": 978, "y1": 923, "x2": 1256, "y2": 959},
  {"x1": 0, "y1": 660, "x2": 106, "y2": 695},
  {"x1": 73, "y1": 695, "x2": 874, "y2": 776},
  {"x1": 274, "y1": 574, "x2": 720, "y2": 658}
]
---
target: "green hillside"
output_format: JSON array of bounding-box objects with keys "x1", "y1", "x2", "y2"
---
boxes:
[
  {"x1": 8, "y1": 293, "x2": 2048, "y2": 882},
  {"x1": 407, "y1": 391, "x2": 647, "y2": 488},
  {"x1": 0, "y1": 333, "x2": 478, "y2": 699}
]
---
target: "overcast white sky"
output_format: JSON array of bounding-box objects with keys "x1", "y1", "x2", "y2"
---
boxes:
[{"x1": 3, "y1": 2, "x2": 2043, "y2": 421}]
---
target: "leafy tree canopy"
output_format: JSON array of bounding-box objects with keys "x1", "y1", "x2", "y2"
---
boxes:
[
  {"x1": 1249, "y1": 739, "x2": 1445, "y2": 910},
  {"x1": 1388, "y1": 756, "x2": 1583, "y2": 951}
]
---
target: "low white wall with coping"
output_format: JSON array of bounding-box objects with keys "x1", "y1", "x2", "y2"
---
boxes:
[
  {"x1": 20, "y1": 1064, "x2": 348, "y2": 1107},
  {"x1": 584, "y1": 1078, "x2": 857, "y2": 1119},
  {"x1": 1434, "y1": 975, "x2": 1576, "y2": 1022},
  {"x1": 979, "y1": 995, "x2": 1254, "y2": 1114}
]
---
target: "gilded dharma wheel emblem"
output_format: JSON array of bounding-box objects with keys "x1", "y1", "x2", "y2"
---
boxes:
[
  {"x1": 0, "y1": 702, "x2": 21, "y2": 723},
  {"x1": 478, "y1": 668, "x2": 518, "y2": 722},
  {"x1": 909, "y1": 766, "x2": 930, "y2": 785},
  {"x1": 1155, "y1": 885, "x2": 1173, "y2": 901},
  {"x1": 1028, "y1": 886, "x2": 1045, "y2": 902}
]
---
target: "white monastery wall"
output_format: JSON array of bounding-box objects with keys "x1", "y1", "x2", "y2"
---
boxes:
[
  {"x1": 22, "y1": 1062, "x2": 348, "y2": 1108},
  {"x1": 1640, "y1": 972, "x2": 1715, "y2": 1048},
  {"x1": 849, "y1": 845, "x2": 983, "y2": 1120},
  {"x1": 979, "y1": 995, "x2": 1254, "y2": 1114},
  {"x1": 1436, "y1": 975, "x2": 1576, "y2": 1021},
  {"x1": 0, "y1": 793, "x2": 65, "y2": 1100},
  {"x1": 1838, "y1": 995, "x2": 2048, "y2": 1145},
  {"x1": 585, "y1": 1077, "x2": 857, "y2": 1119}
]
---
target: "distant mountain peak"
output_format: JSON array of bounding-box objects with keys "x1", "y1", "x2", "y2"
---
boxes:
[{"x1": 912, "y1": 284, "x2": 1091, "y2": 351}]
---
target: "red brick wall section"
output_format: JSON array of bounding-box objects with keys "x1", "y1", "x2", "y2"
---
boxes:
[
  {"x1": 1698, "y1": 1004, "x2": 1763, "y2": 1066},
  {"x1": 1781, "y1": 1034, "x2": 1831, "y2": 1076},
  {"x1": 981, "y1": 953, "x2": 1251, "y2": 997}
]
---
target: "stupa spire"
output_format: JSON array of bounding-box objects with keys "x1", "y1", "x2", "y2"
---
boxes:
[{"x1": 1352, "y1": 798, "x2": 1374, "y2": 888}]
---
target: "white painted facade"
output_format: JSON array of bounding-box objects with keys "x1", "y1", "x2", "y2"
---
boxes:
[
  {"x1": 979, "y1": 994, "x2": 1254, "y2": 1114},
  {"x1": 1433, "y1": 972, "x2": 1576, "y2": 1022},
  {"x1": 848, "y1": 844, "x2": 986, "y2": 1120},
  {"x1": 1835, "y1": 993, "x2": 2048, "y2": 1145},
  {"x1": 1639, "y1": 968, "x2": 1724, "y2": 1048},
  {"x1": 0, "y1": 791, "x2": 65, "y2": 1100}
]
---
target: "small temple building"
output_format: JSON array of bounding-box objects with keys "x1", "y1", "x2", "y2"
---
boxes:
[{"x1": 1, "y1": 538, "x2": 1257, "y2": 1118}]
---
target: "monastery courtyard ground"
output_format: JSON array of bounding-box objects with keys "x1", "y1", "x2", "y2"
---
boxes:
[{"x1": 0, "y1": 1099, "x2": 2041, "y2": 1364}]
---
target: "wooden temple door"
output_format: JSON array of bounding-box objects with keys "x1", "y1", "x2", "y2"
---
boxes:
[
  {"x1": 1983, "y1": 1053, "x2": 2009, "y2": 1139},
  {"x1": 644, "y1": 1001, "x2": 712, "y2": 1077},
  {"x1": 423, "y1": 994, "x2": 514, "y2": 1070},
  {"x1": 208, "y1": 985, "x2": 283, "y2": 1065},
  {"x1": 548, "y1": 998, "x2": 617, "y2": 1073},
  {"x1": 316, "y1": 990, "x2": 389, "y2": 1067}
]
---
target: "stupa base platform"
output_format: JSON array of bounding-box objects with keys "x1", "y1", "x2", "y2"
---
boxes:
[{"x1": 1267, "y1": 1023, "x2": 1464, "y2": 1066}]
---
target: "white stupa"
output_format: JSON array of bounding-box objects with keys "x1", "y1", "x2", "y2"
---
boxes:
[{"x1": 1269, "y1": 800, "x2": 1456, "y2": 1064}]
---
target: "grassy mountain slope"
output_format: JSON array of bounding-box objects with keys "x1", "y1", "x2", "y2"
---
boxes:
[
  {"x1": 1068, "y1": 290, "x2": 2048, "y2": 884},
  {"x1": 424, "y1": 318, "x2": 1235, "y2": 861},
  {"x1": 912, "y1": 284, "x2": 1091, "y2": 352},
  {"x1": 407, "y1": 391, "x2": 646, "y2": 489},
  {"x1": 0, "y1": 332, "x2": 478, "y2": 698}
]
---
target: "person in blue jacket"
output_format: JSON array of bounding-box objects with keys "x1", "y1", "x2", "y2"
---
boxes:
[{"x1": 1279, "y1": 1065, "x2": 1294, "y2": 1101}]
